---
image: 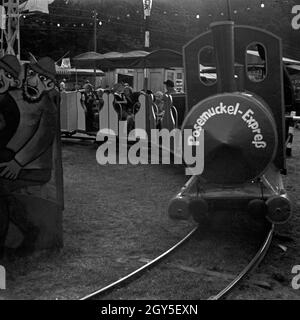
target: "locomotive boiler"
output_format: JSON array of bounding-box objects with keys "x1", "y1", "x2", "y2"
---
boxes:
[{"x1": 168, "y1": 21, "x2": 292, "y2": 225}]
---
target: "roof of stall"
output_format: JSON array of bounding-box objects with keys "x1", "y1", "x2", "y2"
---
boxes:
[
  {"x1": 286, "y1": 64, "x2": 300, "y2": 75},
  {"x1": 101, "y1": 50, "x2": 149, "y2": 59},
  {"x1": 129, "y1": 49, "x2": 183, "y2": 68},
  {"x1": 247, "y1": 50, "x2": 300, "y2": 65},
  {"x1": 72, "y1": 51, "x2": 104, "y2": 62},
  {"x1": 73, "y1": 49, "x2": 300, "y2": 72},
  {"x1": 73, "y1": 50, "x2": 149, "y2": 69},
  {"x1": 55, "y1": 64, "x2": 105, "y2": 76},
  {"x1": 72, "y1": 49, "x2": 183, "y2": 70}
]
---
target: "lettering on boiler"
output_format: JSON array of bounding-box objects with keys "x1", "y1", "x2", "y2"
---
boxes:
[{"x1": 189, "y1": 102, "x2": 267, "y2": 149}]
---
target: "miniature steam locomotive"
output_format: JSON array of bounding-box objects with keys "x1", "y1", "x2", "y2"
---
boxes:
[{"x1": 168, "y1": 21, "x2": 292, "y2": 225}]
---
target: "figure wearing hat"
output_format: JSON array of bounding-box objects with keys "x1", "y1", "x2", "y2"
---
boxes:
[
  {"x1": 0, "y1": 55, "x2": 22, "y2": 153},
  {"x1": 0, "y1": 54, "x2": 22, "y2": 94},
  {"x1": 81, "y1": 81, "x2": 98, "y2": 132},
  {"x1": 0, "y1": 54, "x2": 23, "y2": 258},
  {"x1": 0, "y1": 56, "x2": 57, "y2": 180},
  {"x1": 163, "y1": 79, "x2": 176, "y2": 95},
  {"x1": 0, "y1": 56, "x2": 58, "y2": 257}
]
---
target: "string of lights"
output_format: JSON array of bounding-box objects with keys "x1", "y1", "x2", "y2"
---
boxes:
[
  {"x1": 17, "y1": 0, "x2": 298, "y2": 58},
  {"x1": 16, "y1": 0, "x2": 296, "y2": 27},
  {"x1": 21, "y1": 16, "x2": 192, "y2": 39},
  {"x1": 20, "y1": 1, "x2": 273, "y2": 30},
  {"x1": 43, "y1": 0, "x2": 273, "y2": 22},
  {"x1": 19, "y1": 3, "x2": 295, "y2": 29}
]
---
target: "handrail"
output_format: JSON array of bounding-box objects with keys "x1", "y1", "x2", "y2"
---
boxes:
[
  {"x1": 113, "y1": 101, "x2": 123, "y2": 120},
  {"x1": 171, "y1": 105, "x2": 179, "y2": 128},
  {"x1": 151, "y1": 103, "x2": 158, "y2": 123}
]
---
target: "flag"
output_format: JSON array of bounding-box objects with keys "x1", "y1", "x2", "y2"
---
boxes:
[
  {"x1": 0, "y1": 5, "x2": 6, "y2": 30},
  {"x1": 143, "y1": 0, "x2": 152, "y2": 19},
  {"x1": 20, "y1": 0, "x2": 55, "y2": 15}
]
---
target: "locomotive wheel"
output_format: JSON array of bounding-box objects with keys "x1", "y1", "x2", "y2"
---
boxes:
[{"x1": 265, "y1": 195, "x2": 292, "y2": 224}]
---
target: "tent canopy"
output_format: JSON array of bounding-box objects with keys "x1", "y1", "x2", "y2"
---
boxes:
[
  {"x1": 73, "y1": 48, "x2": 300, "y2": 72},
  {"x1": 72, "y1": 49, "x2": 183, "y2": 70},
  {"x1": 55, "y1": 65, "x2": 105, "y2": 76},
  {"x1": 286, "y1": 64, "x2": 300, "y2": 75},
  {"x1": 129, "y1": 49, "x2": 183, "y2": 68},
  {"x1": 73, "y1": 51, "x2": 104, "y2": 62},
  {"x1": 101, "y1": 50, "x2": 149, "y2": 59},
  {"x1": 73, "y1": 50, "x2": 149, "y2": 70}
]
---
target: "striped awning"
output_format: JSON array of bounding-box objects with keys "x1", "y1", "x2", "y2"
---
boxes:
[{"x1": 55, "y1": 65, "x2": 105, "y2": 76}]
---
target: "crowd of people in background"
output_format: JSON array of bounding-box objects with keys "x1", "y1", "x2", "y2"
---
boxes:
[{"x1": 59, "y1": 77, "x2": 178, "y2": 133}]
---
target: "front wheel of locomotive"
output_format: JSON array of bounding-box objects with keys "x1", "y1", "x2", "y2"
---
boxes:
[{"x1": 265, "y1": 195, "x2": 292, "y2": 224}]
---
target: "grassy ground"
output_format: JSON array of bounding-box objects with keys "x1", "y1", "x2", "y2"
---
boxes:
[{"x1": 0, "y1": 130, "x2": 300, "y2": 300}]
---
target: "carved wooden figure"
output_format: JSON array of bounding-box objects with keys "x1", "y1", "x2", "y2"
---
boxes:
[{"x1": 0, "y1": 54, "x2": 63, "y2": 258}]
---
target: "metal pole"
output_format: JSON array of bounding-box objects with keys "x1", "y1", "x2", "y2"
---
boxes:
[
  {"x1": 93, "y1": 9, "x2": 97, "y2": 87},
  {"x1": 144, "y1": 15, "x2": 149, "y2": 48},
  {"x1": 93, "y1": 10, "x2": 97, "y2": 53},
  {"x1": 144, "y1": 7, "x2": 150, "y2": 91},
  {"x1": 226, "y1": 0, "x2": 232, "y2": 21},
  {"x1": 0, "y1": 0, "x2": 4, "y2": 56},
  {"x1": 75, "y1": 68, "x2": 78, "y2": 88},
  {"x1": 17, "y1": 0, "x2": 20, "y2": 59}
]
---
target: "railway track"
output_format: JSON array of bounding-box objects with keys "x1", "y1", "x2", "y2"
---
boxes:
[{"x1": 79, "y1": 222, "x2": 274, "y2": 300}]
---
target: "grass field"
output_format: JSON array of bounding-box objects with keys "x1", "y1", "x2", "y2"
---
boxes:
[{"x1": 0, "y1": 130, "x2": 300, "y2": 300}]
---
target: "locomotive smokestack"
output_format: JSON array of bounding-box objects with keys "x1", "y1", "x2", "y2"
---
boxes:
[{"x1": 210, "y1": 21, "x2": 236, "y2": 93}]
